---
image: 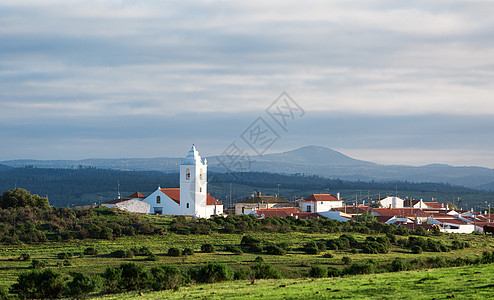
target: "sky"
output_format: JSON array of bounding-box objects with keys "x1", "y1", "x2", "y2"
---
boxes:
[{"x1": 1, "y1": 0, "x2": 494, "y2": 167}]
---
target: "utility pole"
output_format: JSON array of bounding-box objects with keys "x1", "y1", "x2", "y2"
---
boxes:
[{"x1": 277, "y1": 184, "x2": 280, "y2": 198}]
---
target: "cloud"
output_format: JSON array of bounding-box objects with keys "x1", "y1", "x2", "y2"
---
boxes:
[{"x1": 0, "y1": 1, "x2": 494, "y2": 165}]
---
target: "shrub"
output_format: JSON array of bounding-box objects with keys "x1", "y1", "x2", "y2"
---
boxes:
[
  {"x1": 103, "y1": 263, "x2": 150, "y2": 292},
  {"x1": 233, "y1": 268, "x2": 251, "y2": 280},
  {"x1": 309, "y1": 265, "x2": 327, "y2": 278},
  {"x1": 63, "y1": 259, "x2": 72, "y2": 266},
  {"x1": 240, "y1": 235, "x2": 261, "y2": 246},
  {"x1": 250, "y1": 261, "x2": 283, "y2": 279},
  {"x1": 327, "y1": 266, "x2": 342, "y2": 277},
  {"x1": 265, "y1": 244, "x2": 286, "y2": 255},
  {"x1": 362, "y1": 241, "x2": 388, "y2": 254},
  {"x1": 190, "y1": 263, "x2": 233, "y2": 283},
  {"x1": 11, "y1": 269, "x2": 64, "y2": 299},
  {"x1": 342, "y1": 256, "x2": 352, "y2": 265},
  {"x1": 31, "y1": 259, "x2": 46, "y2": 269},
  {"x1": 303, "y1": 241, "x2": 319, "y2": 254},
  {"x1": 57, "y1": 252, "x2": 73, "y2": 259},
  {"x1": 145, "y1": 253, "x2": 159, "y2": 261},
  {"x1": 183, "y1": 247, "x2": 194, "y2": 256},
  {"x1": 110, "y1": 249, "x2": 134, "y2": 258},
  {"x1": 168, "y1": 247, "x2": 182, "y2": 257},
  {"x1": 18, "y1": 253, "x2": 31, "y2": 261},
  {"x1": 344, "y1": 262, "x2": 376, "y2": 275},
  {"x1": 411, "y1": 245, "x2": 423, "y2": 254},
  {"x1": 150, "y1": 265, "x2": 184, "y2": 290},
  {"x1": 201, "y1": 243, "x2": 215, "y2": 253},
  {"x1": 225, "y1": 245, "x2": 244, "y2": 255},
  {"x1": 83, "y1": 247, "x2": 98, "y2": 256},
  {"x1": 322, "y1": 253, "x2": 334, "y2": 258},
  {"x1": 390, "y1": 258, "x2": 409, "y2": 272},
  {"x1": 64, "y1": 272, "x2": 103, "y2": 298},
  {"x1": 132, "y1": 246, "x2": 152, "y2": 256}
]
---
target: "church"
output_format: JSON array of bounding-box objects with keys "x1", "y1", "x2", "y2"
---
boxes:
[
  {"x1": 102, "y1": 145, "x2": 223, "y2": 218},
  {"x1": 141, "y1": 145, "x2": 223, "y2": 218}
]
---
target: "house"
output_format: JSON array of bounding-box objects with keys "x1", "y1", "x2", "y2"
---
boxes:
[
  {"x1": 428, "y1": 217, "x2": 475, "y2": 233},
  {"x1": 102, "y1": 192, "x2": 150, "y2": 214},
  {"x1": 369, "y1": 207, "x2": 432, "y2": 223},
  {"x1": 403, "y1": 199, "x2": 427, "y2": 208},
  {"x1": 377, "y1": 196, "x2": 405, "y2": 208},
  {"x1": 235, "y1": 191, "x2": 293, "y2": 215},
  {"x1": 300, "y1": 193, "x2": 343, "y2": 213},
  {"x1": 423, "y1": 202, "x2": 446, "y2": 210},
  {"x1": 142, "y1": 145, "x2": 223, "y2": 218}
]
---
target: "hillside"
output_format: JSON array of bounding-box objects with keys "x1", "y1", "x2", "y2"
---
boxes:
[
  {"x1": 0, "y1": 167, "x2": 490, "y2": 208},
  {"x1": 4, "y1": 146, "x2": 494, "y2": 190}
]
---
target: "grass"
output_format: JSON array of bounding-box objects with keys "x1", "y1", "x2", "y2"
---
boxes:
[{"x1": 95, "y1": 263, "x2": 494, "y2": 299}]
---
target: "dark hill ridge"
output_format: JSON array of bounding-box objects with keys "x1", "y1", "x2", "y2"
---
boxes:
[{"x1": 3, "y1": 145, "x2": 494, "y2": 190}]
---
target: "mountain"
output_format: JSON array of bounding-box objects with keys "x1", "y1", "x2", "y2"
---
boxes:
[{"x1": 4, "y1": 145, "x2": 494, "y2": 190}]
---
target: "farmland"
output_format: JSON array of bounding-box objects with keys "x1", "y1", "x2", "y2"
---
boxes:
[{"x1": 1, "y1": 211, "x2": 494, "y2": 298}]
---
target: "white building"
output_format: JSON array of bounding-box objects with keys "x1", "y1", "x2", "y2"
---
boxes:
[
  {"x1": 300, "y1": 194, "x2": 343, "y2": 213},
  {"x1": 142, "y1": 145, "x2": 223, "y2": 218},
  {"x1": 378, "y1": 196, "x2": 405, "y2": 209},
  {"x1": 102, "y1": 192, "x2": 150, "y2": 214}
]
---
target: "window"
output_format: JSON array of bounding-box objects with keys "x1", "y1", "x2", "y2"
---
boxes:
[
  {"x1": 186, "y1": 168, "x2": 190, "y2": 180},
  {"x1": 156, "y1": 196, "x2": 161, "y2": 204},
  {"x1": 200, "y1": 187, "x2": 202, "y2": 193},
  {"x1": 306, "y1": 205, "x2": 312, "y2": 212},
  {"x1": 154, "y1": 207, "x2": 163, "y2": 214},
  {"x1": 186, "y1": 203, "x2": 189, "y2": 208},
  {"x1": 200, "y1": 169, "x2": 203, "y2": 180}
]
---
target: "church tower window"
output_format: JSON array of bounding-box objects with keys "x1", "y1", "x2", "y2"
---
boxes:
[
  {"x1": 156, "y1": 196, "x2": 161, "y2": 204},
  {"x1": 186, "y1": 168, "x2": 190, "y2": 180}
]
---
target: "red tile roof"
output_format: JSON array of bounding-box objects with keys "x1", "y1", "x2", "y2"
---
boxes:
[
  {"x1": 160, "y1": 188, "x2": 222, "y2": 206},
  {"x1": 433, "y1": 218, "x2": 470, "y2": 225},
  {"x1": 254, "y1": 207, "x2": 302, "y2": 218},
  {"x1": 304, "y1": 194, "x2": 340, "y2": 202},
  {"x1": 371, "y1": 208, "x2": 432, "y2": 218},
  {"x1": 424, "y1": 202, "x2": 444, "y2": 209}
]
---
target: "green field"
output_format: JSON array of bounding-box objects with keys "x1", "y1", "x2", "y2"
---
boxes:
[
  {"x1": 1, "y1": 224, "x2": 494, "y2": 298},
  {"x1": 97, "y1": 263, "x2": 494, "y2": 299}
]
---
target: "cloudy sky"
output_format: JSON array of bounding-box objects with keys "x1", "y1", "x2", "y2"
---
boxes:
[{"x1": 1, "y1": 0, "x2": 493, "y2": 167}]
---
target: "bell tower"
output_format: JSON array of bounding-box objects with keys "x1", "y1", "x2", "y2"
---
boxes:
[{"x1": 180, "y1": 145, "x2": 207, "y2": 218}]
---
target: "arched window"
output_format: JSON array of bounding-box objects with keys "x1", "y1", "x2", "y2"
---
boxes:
[
  {"x1": 200, "y1": 187, "x2": 202, "y2": 193},
  {"x1": 186, "y1": 168, "x2": 190, "y2": 180},
  {"x1": 200, "y1": 169, "x2": 203, "y2": 180},
  {"x1": 186, "y1": 203, "x2": 189, "y2": 208},
  {"x1": 156, "y1": 196, "x2": 161, "y2": 204}
]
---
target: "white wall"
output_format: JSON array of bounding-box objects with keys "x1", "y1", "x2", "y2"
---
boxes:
[
  {"x1": 380, "y1": 197, "x2": 404, "y2": 208},
  {"x1": 116, "y1": 199, "x2": 150, "y2": 214},
  {"x1": 301, "y1": 200, "x2": 343, "y2": 213},
  {"x1": 143, "y1": 189, "x2": 183, "y2": 215}
]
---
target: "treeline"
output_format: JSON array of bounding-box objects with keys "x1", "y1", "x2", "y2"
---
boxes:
[{"x1": 0, "y1": 166, "x2": 484, "y2": 207}]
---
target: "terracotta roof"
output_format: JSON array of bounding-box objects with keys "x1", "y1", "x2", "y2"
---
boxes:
[
  {"x1": 433, "y1": 218, "x2": 470, "y2": 225},
  {"x1": 375, "y1": 216, "x2": 395, "y2": 223},
  {"x1": 371, "y1": 208, "x2": 432, "y2": 218},
  {"x1": 424, "y1": 202, "x2": 444, "y2": 209},
  {"x1": 304, "y1": 194, "x2": 341, "y2": 202},
  {"x1": 237, "y1": 196, "x2": 290, "y2": 204},
  {"x1": 331, "y1": 206, "x2": 371, "y2": 214},
  {"x1": 403, "y1": 199, "x2": 421, "y2": 207},
  {"x1": 159, "y1": 188, "x2": 222, "y2": 206},
  {"x1": 254, "y1": 207, "x2": 303, "y2": 218}
]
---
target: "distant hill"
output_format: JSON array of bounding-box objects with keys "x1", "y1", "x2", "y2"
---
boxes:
[
  {"x1": 0, "y1": 164, "x2": 12, "y2": 172},
  {"x1": 4, "y1": 145, "x2": 494, "y2": 190}
]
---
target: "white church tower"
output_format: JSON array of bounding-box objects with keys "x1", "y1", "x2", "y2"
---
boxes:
[{"x1": 180, "y1": 145, "x2": 208, "y2": 218}]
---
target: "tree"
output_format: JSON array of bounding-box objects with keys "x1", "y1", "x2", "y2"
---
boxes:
[
  {"x1": 0, "y1": 188, "x2": 50, "y2": 209},
  {"x1": 10, "y1": 269, "x2": 64, "y2": 299}
]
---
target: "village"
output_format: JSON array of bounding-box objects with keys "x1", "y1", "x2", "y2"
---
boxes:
[{"x1": 102, "y1": 145, "x2": 494, "y2": 235}]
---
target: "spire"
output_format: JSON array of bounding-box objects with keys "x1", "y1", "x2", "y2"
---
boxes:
[{"x1": 182, "y1": 144, "x2": 204, "y2": 165}]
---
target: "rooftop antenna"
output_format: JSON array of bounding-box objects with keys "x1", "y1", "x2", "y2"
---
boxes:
[{"x1": 117, "y1": 181, "x2": 121, "y2": 199}]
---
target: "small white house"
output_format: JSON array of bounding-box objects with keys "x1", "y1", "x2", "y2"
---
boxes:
[
  {"x1": 378, "y1": 196, "x2": 405, "y2": 209},
  {"x1": 300, "y1": 194, "x2": 343, "y2": 213},
  {"x1": 428, "y1": 217, "x2": 475, "y2": 234}
]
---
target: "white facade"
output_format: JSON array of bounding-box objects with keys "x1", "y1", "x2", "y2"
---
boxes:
[
  {"x1": 301, "y1": 201, "x2": 343, "y2": 213},
  {"x1": 142, "y1": 145, "x2": 222, "y2": 218},
  {"x1": 379, "y1": 197, "x2": 405, "y2": 209},
  {"x1": 180, "y1": 146, "x2": 208, "y2": 218}
]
